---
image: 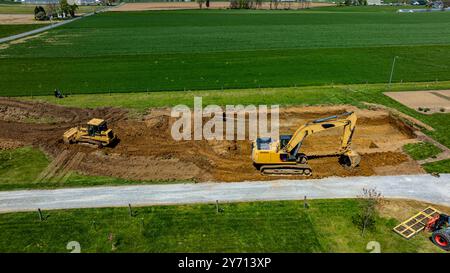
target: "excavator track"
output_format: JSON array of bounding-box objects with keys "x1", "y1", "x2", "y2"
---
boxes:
[{"x1": 260, "y1": 164, "x2": 312, "y2": 176}]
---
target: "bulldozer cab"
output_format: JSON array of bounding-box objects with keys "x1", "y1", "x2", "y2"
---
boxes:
[{"x1": 87, "y1": 118, "x2": 107, "y2": 136}]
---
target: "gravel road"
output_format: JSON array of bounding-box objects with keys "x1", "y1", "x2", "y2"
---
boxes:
[{"x1": 0, "y1": 174, "x2": 448, "y2": 213}]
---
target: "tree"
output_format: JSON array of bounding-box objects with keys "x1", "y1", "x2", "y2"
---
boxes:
[
  {"x1": 352, "y1": 188, "x2": 383, "y2": 236},
  {"x1": 59, "y1": 0, "x2": 78, "y2": 18},
  {"x1": 272, "y1": 0, "x2": 280, "y2": 9},
  {"x1": 34, "y1": 6, "x2": 47, "y2": 21},
  {"x1": 46, "y1": 3, "x2": 58, "y2": 18},
  {"x1": 443, "y1": 0, "x2": 450, "y2": 8},
  {"x1": 197, "y1": 0, "x2": 205, "y2": 9},
  {"x1": 229, "y1": 0, "x2": 255, "y2": 9},
  {"x1": 99, "y1": 0, "x2": 115, "y2": 6},
  {"x1": 69, "y1": 3, "x2": 78, "y2": 17}
]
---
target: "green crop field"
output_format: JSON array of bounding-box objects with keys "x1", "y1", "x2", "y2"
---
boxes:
[
  {"x1": 1, "y1": 8, "x2": 450, "y2": 96},
  {"x1": 0, "y1": 24, "x2": 43, "y2": 38},
  {"x1": 0, "y1": 199, "x2": 445, "y2": 252},
  {"x1": 309, "y1": 5, "x2": 421, "y2": 12}
]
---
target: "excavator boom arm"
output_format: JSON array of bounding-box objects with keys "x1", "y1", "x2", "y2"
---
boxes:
[{"x1": 282, "y1": 112, "x2": 357, "y2": 156}]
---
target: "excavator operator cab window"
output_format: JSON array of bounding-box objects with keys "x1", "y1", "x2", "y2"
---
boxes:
[
  {"x1": 256, "y1": 137, "x2": 272, "y2": 150},
  {"x1": 280, "y1": 135, "x2": 292, "y2": 149}
]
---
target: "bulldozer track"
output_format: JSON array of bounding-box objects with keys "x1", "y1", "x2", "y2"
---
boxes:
[
  {"x1": 35, "y1": 151, "x2": 85, "y2": 183},
  {"x1": 35, "y1": 150, "x2": 71, "y2": 183},
  {"x1": 54, "y1": 152, "x2": 85, "y2": 183}
]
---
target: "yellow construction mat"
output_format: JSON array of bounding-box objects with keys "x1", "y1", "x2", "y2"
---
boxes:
[{"x1": 393, "y1": 207, "x2": 441, "y2": 239}]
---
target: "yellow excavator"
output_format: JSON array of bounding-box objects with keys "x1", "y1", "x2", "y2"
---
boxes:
[
  {"x1": 63, "y1": 118, "x2": 117, "y2": 148},
  {"x1": 251, "y1": 111, "x2": 361, "y2": 176}
]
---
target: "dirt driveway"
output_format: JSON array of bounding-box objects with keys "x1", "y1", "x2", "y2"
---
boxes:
[
  {"x1": 0, "y1": 14, "x2": 51, "y2": 25},
  {"x1": 384, "y1": 90, "x2": 450, "y2": 114}
]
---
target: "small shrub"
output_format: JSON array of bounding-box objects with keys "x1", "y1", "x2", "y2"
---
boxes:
[
  {"x1": 34, "y1": 6, "x2": 48, "y2": 21},
  {"x1": 35, "y1": 11, "x2": 48, "y2": 21},
  {"x1": 353, "y1": 188, "x2": 383, "y2": 236}
]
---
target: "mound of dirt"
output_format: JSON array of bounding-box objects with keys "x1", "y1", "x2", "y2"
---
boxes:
[
  {"x1": 0, "y1": 14, "x2": 50, "y2": 25},
  {"x1": 0, "y1": 97, "x2": 127, "y2": 156},
  {"x1": 0, "y1": 98, "x2": 424, "y2": 182}
]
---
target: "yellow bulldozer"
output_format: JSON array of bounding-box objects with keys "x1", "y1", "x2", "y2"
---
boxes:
[
  {"x1": 251, "y1": 111, "x2": 361, "y2": 176},
  {"x1": 63, "y1": 118, "x2": 117, "y2": 148}
]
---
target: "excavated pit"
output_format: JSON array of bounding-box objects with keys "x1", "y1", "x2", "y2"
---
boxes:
[{"x1": 0, "y1": 98, "x2": 424, "y2": 182}]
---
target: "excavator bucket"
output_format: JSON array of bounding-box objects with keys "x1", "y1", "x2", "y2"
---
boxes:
[{"x1": 340, "y1": 150, "x2": 361, "y2": 169}]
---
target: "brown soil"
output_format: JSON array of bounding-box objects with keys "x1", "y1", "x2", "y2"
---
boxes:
[
  {"x1": 111, "y1": 2, "x2": 334, "y2": 12},
  {"x1": 0, "y1": 97, "x2": 127, "y2": 155},
  {"x1": 0, "y1": 98, "x2": 424, "y2": 182},
  {"x1": 0, "y1": 138, "x2": 23, "y2": 150},
  {"x1": 0, "y1": 14, "x2": 50, "y2": 25}
]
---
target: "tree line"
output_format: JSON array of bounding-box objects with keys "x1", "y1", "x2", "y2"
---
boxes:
[{"x1": 34, "y1": 0, "x2": 78, "y2": 21}]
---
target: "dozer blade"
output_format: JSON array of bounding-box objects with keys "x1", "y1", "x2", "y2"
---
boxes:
[{"x1": 260, "y1": 164, "x2": 312, "y2": 176}]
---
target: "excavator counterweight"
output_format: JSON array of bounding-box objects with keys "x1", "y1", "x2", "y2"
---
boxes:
[{"x1": 251, "y1": 112, "x2": 360, "y2": 176}]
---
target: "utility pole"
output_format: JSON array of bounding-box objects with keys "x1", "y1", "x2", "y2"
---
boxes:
[{"x1": 388, "y1": 56, "x2": 398, "y2": 89}]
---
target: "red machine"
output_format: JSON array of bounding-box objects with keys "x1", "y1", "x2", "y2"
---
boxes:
[{"x1": 425, "y1": 213, "x2": 450, "y2": 251}]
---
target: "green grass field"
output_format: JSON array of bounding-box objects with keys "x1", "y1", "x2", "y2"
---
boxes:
[
  {"x1": 0, "y1": 24, "x2": 43, "y2": 38},
  {"x1": 423, "y1": 159, "x2": 450, "y2": 174},
  {"x1": 309, "y1": 5, "x2": 421, "y2": 12},
  {"x1": 0, "y1": 199, "x2": 444, "y2": 252},
  {"x1": 1, "y1": 9, "x2": 450, "y2": 96},
  {"x1": 403, "y1": 142, "x2": 442, "y2": 161},
  {"x1": 0, "y1": 147, "x2": 49, "y2": 187},
  {"x1": 0, "y1": 146, "x2": 190, "y2": 191}
]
